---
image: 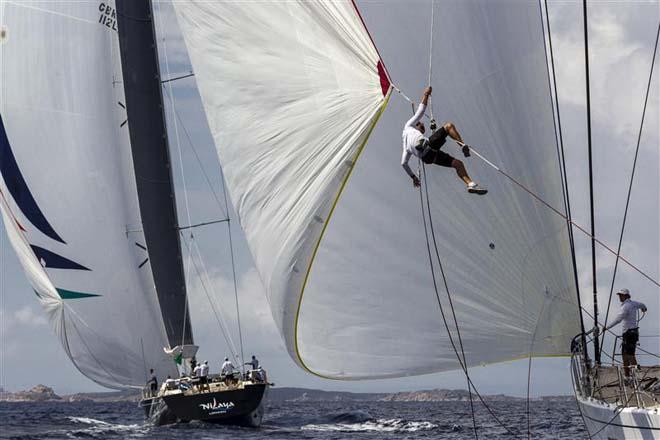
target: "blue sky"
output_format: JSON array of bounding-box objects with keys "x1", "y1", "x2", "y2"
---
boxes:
[{"x1": 0, "y1": 0, "x2": 658, "y2": 397}]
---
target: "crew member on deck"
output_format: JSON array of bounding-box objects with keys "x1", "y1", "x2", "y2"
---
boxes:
[
  {"x1": 221, "y1": 357, "x2": 235, "y2": 385},
  {"x1": 192, "y1": 362, "x2": 201, "y2": 378},
  {"x1": 147, "y1": 369, "x2": 158, "y2": 396},
  {"x1": 602, "y1": 288, "x2": 648, "y2": 378},
  {"x1": 245, "y1": 355, "x2": 259, "y2": 370},
  {"x1": 199, "y1": 360, "x2": 209, "y2": 390},
  {"x1": 401, "y1": 86, "x2": 487, "y2": 194}
]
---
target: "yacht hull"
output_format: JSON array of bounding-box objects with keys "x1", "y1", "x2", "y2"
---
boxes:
[
  {"x1": 576, "y1": 394, "x2": 660, "y2": 440},
  {"x1": 141, "y1": 383, "x2": 267, "y2": 427}
]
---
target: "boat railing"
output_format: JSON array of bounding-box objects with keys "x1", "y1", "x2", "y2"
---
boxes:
[{"x1": 572, "y1": 332, "x2": 659, "y2": 408}]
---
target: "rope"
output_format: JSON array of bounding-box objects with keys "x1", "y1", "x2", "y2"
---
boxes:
[
  {"x1": 179, "y1": 231, "x2": 241, "y2": 366},
  {"x1": 165, "y1": 92, "x2": 227, "y2": 219},
  {"x1": 419, "y1": 164, "x2": 521, "y2": 438},
  {"x1": 158, "y1": 61, "x2": 244, "y2": 370},
  {"x1": 427, "y1": 0, "x2": 435, "y2": 120},
  {"x1": 541, "y1": 0, "x2": 589, "y2": 359},
  {"x1": 600, "y1": 21, "x2": 660, "y2": 359},
  {"x1": 420, "y1": 164, "x2": 478, "y2": 439}
]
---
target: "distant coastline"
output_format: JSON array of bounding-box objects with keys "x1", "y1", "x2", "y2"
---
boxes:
[{"x1": 0, "y1": 385, "x2": 573, "y2": 403}]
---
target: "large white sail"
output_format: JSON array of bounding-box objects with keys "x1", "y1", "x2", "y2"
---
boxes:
[
  {"x1": 0, "y1": 1, "x2": 178, "y2": 388},
  {"x1": 175, "y1": 0, "x2": 580, "y2": 379}
]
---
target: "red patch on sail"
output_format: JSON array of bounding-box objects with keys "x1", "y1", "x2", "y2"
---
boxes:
[{"x1": 377, "y1": 60, "x2": 391, "y2": 97}]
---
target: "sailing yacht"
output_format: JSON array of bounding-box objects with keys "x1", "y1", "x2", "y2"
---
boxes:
[
  {"x1": 0, "y1": 0, "x2": 267, "y2": 426},
  {"x1": 1, "y1": 0, "x2": 657, "y2": 436},
  {"x1": 173, "y1": 0, "x2": 659, "y2": 437}
]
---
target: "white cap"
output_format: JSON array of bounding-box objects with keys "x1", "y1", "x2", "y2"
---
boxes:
[{"x1": 616, "y1": 288, "x2": 630, "y2": 297}]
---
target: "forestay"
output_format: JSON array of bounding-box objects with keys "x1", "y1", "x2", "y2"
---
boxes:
[
  {"x1": 0, "y1": 1, "x2": 176, "y2": 388},
  {"x1": 175, "y1": 0, "x2": 580, "y2": 379}
]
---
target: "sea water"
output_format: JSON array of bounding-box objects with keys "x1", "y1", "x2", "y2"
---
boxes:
[{"x1": 0, "y1": 400, "x2": 587, "y2": 439}]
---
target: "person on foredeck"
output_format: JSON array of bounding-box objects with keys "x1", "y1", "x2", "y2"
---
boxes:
[
  {"x1": 245, "y1": 355, "x2": 259, "y2": 371},
  {"x1": 401, "y1": 86, "x2": 487, "y2": 195},
  {"x1": 221, "y1": 357, "x2": 236, "y2": 386},
  {"x1": 147, "y1": 369, "x2": 158, "y2": 397},
  {"x1": 198, "y1": 361, "x2": 210, "y2": 390},
  {"x1": 602, "y1": 288, "x2": 647, "y2": 378}
]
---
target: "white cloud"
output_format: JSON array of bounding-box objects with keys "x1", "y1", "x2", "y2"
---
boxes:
[
  {"x1": 13, "y1": 305, "x2": 47, "y2": 327},
  {"x1": 551, "y1": 4, "x2": 659, "y2": 145},
  {"x1": 1, "y1": 305, "x2": 47, "y2": 334}
]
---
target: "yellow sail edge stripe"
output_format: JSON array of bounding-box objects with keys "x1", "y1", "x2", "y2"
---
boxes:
[{"x1": 293, "y1": 88, "x2": 393, "y2": 380}]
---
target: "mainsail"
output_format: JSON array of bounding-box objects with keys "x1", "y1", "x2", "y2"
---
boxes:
[
  {"x1": 175, "y1": 0, "x2": 580, "y2": 379},
  {"x1": 0, "y1": 1, "x2": 188, "y2": 388}
]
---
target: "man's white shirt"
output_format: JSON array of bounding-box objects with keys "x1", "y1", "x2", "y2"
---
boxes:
[
  {"x1": 607, "y1": 299, "x2": 647, "y2": 333},
  {"x1": 221, "y1": 361, "x2": 235, "y2": 375},
  {"x1": 401, "y1": 103, "x2": 428, "y2": 178},
  {"x1": 199, "y1": 363, "x2": 209, "y2": 377}
]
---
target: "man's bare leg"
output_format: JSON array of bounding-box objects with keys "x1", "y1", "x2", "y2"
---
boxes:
[
  {"x1": 451, "y1": 159, "x2": 472, "y2": 186},
  {"x1": 444, "y1": 122, "x2": 465, "y2": 144}
]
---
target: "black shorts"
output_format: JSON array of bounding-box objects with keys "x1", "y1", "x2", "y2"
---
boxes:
[
  {"x1": 621, "y1": 328, "x2": 639, "y2": 355},
  {"x1": 420, "y1": 126, "x2": 456, "y2": 167}
]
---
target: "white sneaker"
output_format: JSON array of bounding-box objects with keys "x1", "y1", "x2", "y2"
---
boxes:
[{"x1": 467, "y1": 182, "x2": 488, "y2": 195}]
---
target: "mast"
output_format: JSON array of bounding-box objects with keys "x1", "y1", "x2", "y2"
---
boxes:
[
  {"x1": 582, "y1": 0, "x2": 600, "y2": 364},
  {"x1": 116, "y1": 0, "x2": 193, "y2": 347}
]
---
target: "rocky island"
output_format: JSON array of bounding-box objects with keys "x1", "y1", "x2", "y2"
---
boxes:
[{"x1": 0, "y1": 385, "x2": 573, "y2": 403}]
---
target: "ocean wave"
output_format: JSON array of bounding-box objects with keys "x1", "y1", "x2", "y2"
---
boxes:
[
  {"x1": 301, "y1": 418, "x2": 438, "y2": 433},
  {"x1": 65, "y1": 416, "x2": 147, "y2": 438}
]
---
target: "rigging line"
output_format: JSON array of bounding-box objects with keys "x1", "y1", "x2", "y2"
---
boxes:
[
  {"x1": 524, "y1": 289, "x2": 554, "y2": 440},
  {"x1": 541, "y1": 0, "x2": 588, "y2": 357},
  {"x1": 582, "y1": 0, "x2": 601, "y2": 364},
  {"x1": 463, "y1": 143, "x2": 660, "y2": 289},
  {"x1": 406, "y1": 82, "x2": 518, "y2": 436},
  {"x1": 420, "y1": 164, "x2": 478, "y2": 439},
  {"x1": 600, "y1": 21, "x2": 660, "y2": 360},
  {"x1": 156, "y1": 3, "x2": 192, "y2": 230},
  {"x1": 180, "y1": 257, "x2": 189, "y2": 347},
  {"x1": 220, "y1": 168, "x2": 246, "y2": 375},
  {"x1": 162, "y1": 88, "x2": 227, "y2": 219},
  {"x1": 418, "y1": 165, "x2": 521, "y2": 439},
  {"x1": 177, "y1": 218, "x2": 230, "y2": 231},
  {"x1": 427, "y1": 0, "x2": 435, "y2": 119},
  {"x1": 179, "y1": 231, "x2": 240, "y2": 365},
  {"x1": 155, "y1": 1, "x2": 196, "y2": 346},
  {"x1": 190, "y1": 236, "x2": 240, "y2": 361},
  {"x1": 161, "y1": 72, "x2": 194, "y2": 84}
]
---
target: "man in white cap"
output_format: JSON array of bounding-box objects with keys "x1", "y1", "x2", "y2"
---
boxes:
[{"x1": 603, "y1": 288, "x2": 647, "y2": 378}]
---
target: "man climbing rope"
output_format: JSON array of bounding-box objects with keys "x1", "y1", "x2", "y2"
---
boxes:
[
  {"x1": 401, "y1": 86, "x2": 487, "y2": 194},
  {"x1": 602, "y1": 288, "x2": 647, "y2": 379}
]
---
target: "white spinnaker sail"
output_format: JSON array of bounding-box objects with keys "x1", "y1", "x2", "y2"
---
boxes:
[
  {"x1": 0, "y1": 1, "x2": 176, "y2": 388},
  {"x1": 175, "y1": 0, "x2": 580, "y2": 379}
]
